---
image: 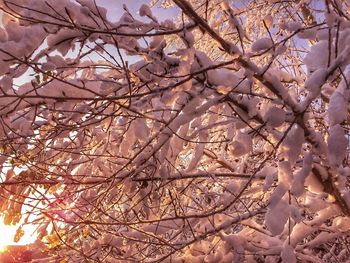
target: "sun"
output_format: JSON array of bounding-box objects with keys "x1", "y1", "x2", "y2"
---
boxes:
[
  {"x1": 0, "y1": 222, "x2": 38, "y2": 252},
  {"x1": 0, "y1": 224, "x2": 16, "y2": 252}
]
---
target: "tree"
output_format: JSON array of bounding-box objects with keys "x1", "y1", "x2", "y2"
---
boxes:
[{"x1": 0, "y1": 0, "x2": 349, "y2": 262}]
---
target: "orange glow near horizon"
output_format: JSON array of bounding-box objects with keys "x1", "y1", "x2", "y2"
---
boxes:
[{"x1": 0, "y1": 222, "x2": 38, "y2": 251}]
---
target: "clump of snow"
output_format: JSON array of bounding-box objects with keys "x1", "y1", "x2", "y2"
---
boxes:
[
  {"x1": 325, "y1": 11, "x2": 337, "y2": 27},
  {"x1": 342, "y1": 190, "x2": 350, "y2": 209},
  {"x1": 275, "y1": 44, "x2": 287, "y2": 55},
  {"x1": 240, "y1": 96, "x2": 259, "y2": 117},
  {"x1": 228, "y1": 131, "x2": 252, "y2": 157},
  {"x1": 290, "y1": 223, "x2": 314, "y2": 247},
  {"x1": 280, "y1": 125, "x2": 304, "y2": 164},
  {"x1": 281, "y1": 244, "x2": 297, "y2": 263},
  {"x1": 263, "y1": 172, "x2": 277, "y2": 192},
  {"x1": 251, "y1": 37, "x2": 273, "y2": 52},
  {"x1": 332, "y1": 216, "x2": 350, "y2": 232},
  {"x1": 257, "y1": 166, "x2": 277, "y2": 190},
  {"x1": 0, "y1": 28, "x2": 7, "y2": 42},
  {"x1": 285, "y1": 22, "x2": 301, "y2": 32},
  {"x1": 101, "y1": 234, "x2": 123, "y2": 247},
  {"x1": 132, "y1": 118, "x2": 150, "y2": 141},
  {"x1": 298, "y1": 28, "x2": 317, "y2": 40},
  {"x1": 263, "y1": 15, "x2": 273, "y2": 28},
  {"x1": 265, "y1": 200, "x2": 289, "y2": 235},
  {"x1": 0, "y1": 75, "x2": 12, "y2": 93},
  {"x1": 186, "y1": 131, "x2": 207, "y2": 171},
  {"x1": 278, "y1": 161, "x2": 293, "y2": 189},
  {"x1": 305, "y1": 68, "x2": 327, "y2": 97},
  {"x1": 268, "y1": 184, "x2": 287, "y2": 208},
  {"x1": 291, "y1": 152, "x2": 312, "y2": 196},
  {"x1": 289, "y1": 205, "x2": 302, "y2": 223},
  {"x1": 305, "y1": 173, "x2": 324, "y2": 194},
  {"x1": 327, "y1": 91, "x2": 347, "y2": 127},
  {"x1": 303, "y1": 41, "x2": 328, "y2": 72},
  {"x1": 183, "y1": 30, "x2": 195, "y2": 47},
  {"x1": 208, "y1": 68, "x2": 239, "y2": 87},
  {"x1": 139, "y1": 4, "x2": 152, "y2": 17},
  {"x1": 327, "y1": 124, "x2": 347, "y2": 167},
  {"x1": 264, "y1": 106, "x2": 285, "y2": 127},
  {"x1": 267, "y1": 68, "x2": 296, "y2": 83}
]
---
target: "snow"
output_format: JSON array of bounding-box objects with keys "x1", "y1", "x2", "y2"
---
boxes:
[
  {"x1": 240, "y1": 96, "x2": 259, "y2": 117},
  {"x1": 304, "y1": 68, "x2": 327, "y2": 97},
  {"x1": 342, "y1": 190, "x2": 350, "y2": 209},
  {"x1": 263, "y1": 71, "x2": 299, "y2": 109},
  {"x1": 262, "y1": 168, "x2": 277, "y2": 191},
  {"x1": 4, "y1": 21, "x2": 25, "y2": 42},
  {"x1": 47, "y1": 29, "x2": 84, "y2": 56},
  {"x1": 77, "y1": 0, "x2": 107, "y2": 19},
  {"x1": 268, "y1": 183, "x2": 287, "y2": 207},
  {"x1": 41, "y1": 62, "x2": 56, "y2": 71},
  {"x1": 332, "y1": 216, "x2": 350, "y2": 232},
  {"x1": 327, "y1": 124, "x2": 347, "y2": 167},
  {"x1": 291, "y1": 152, "x2": 312, "y2": 196},
  {"x1": 257, "y1": 165, "x2": 276, "y2": 179},
  {"x1": 1, "y1": 1, "x2": 350, "y2": 262},
  {"x1": 80, "y1": 6, "x2": 90, "y2": 16},
  {"x1": 264, "y1": 106, "x2": 285, "y2": 127},
  {"x1": 325, "y1": 11, "x2": 337, "y2": 27},
  {"x1": 208, "y1": 68, "x2": 239, "y2": 87},
  {"x1": 0, "y1": 28, "x2": 7, "y2": 42},
  {"x1": 220, "y1": 0, "x2": 230, "y2": 10},
  {"x1": 290, "y1": 223, "x2": 314, "y2": 247},
  {"x1": 263, "y1": 15, "x2": 273, "y2": 28},
  {"x1": 150, "y1": 35, "x2": 165, "y2": 50},
  {"x1": 132, "y1": 118, "x2": 150, "y2": 142},
  {"x1": 0, "y1": 75, "x2": 12, "y2": 92},
  {"x1": 183, "y1": 30, "x2": 195, "y2": 47},
  {"x1": 286, "y1": 22, "x2": 301, "y2": 32},
  {"x1": 297, "y1": 28, "x2": 317, "y2": 40},
  {"x1": 303, "y1": 41, "x2": 329, "y2": 72},
  {"x1": 251, "y1": 37, "x2": 273, "y2": 52},
  {"x1": 139, "y1": 4, "x2": 152, "y2": 17},
  {"x1": 226, "y1": 8, "x2": 244, "y2": 43},
  {"x1": 327, "y1": 91, "x2": 348, "y2": 127},
  {"x1": 234, "y1": 79, "x2": 251, "y2": 93},
  {"x1": 308, "y1": 234, "x2": 341, "y2": 255},
  {"x1": 267, "y1": 68, "x2": 296, "y2": 83},
  {"x1": 281, "y1": 244, "x2": 296, "y2": 263},
  {"x1": 186, "y1": 131, "x2": 207, "y2": 171},
  {"x1": 225, "y1": 182, "x2": 239, "y2": 193},
  {"x1": 289, "y1": 205, "x2": 302, "y2": 223},
  {"x1": 305, "y1": 173, "x2": 324, "y2": 194},
  {"x1": 281, "y1": 125, "x2": 304, "y2": 164},
  {"x1": 228, "y1": 131, "x2": 252, "y2": 157},
  {"x1": 275, "y1": 44, "x2": 287, "y2": 55},
  {"x1": 310, "y1": 205, "x2": 341, "y2": 226},
  {"x1": 265, "y1": 200, "x2": 289, "y2": 235}
]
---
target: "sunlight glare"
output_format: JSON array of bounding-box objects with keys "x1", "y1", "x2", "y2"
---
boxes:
[{"x1": 0, "y1": 222, "x2": 37, "y2": 251}]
